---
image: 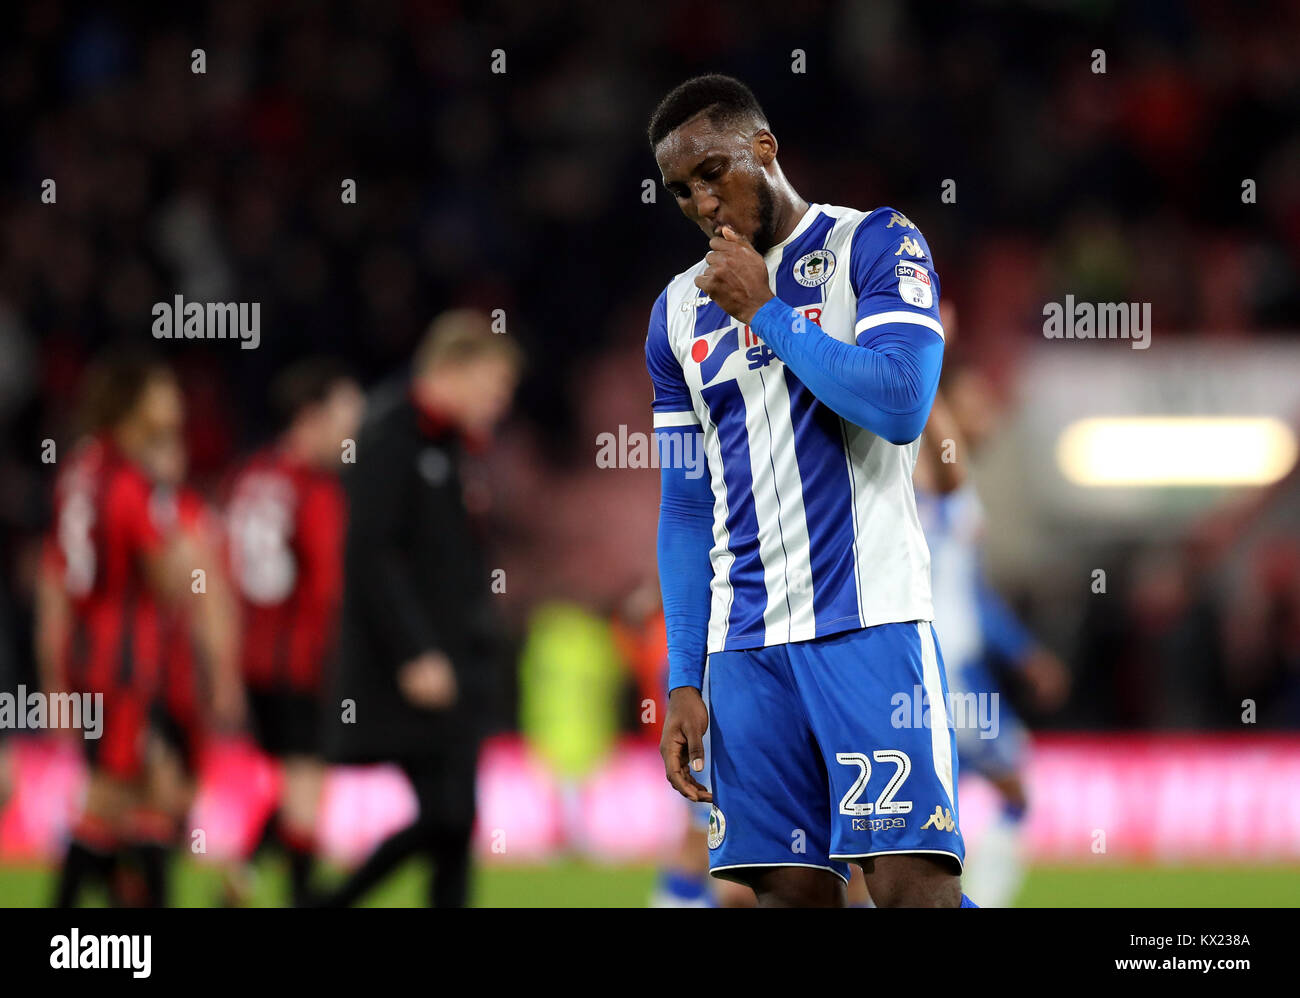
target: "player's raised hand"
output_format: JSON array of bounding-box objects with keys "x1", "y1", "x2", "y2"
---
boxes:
[
  {"x1": 695, "y1": 225, "x2": 774, "y2": 325},
  {"x1": 660, "y1": 685, "x2": 713, "y2": 803}
]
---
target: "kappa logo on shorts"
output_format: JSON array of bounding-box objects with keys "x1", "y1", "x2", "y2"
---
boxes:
[
  {"x1": 852, "y1": 816, "x2": 907, "y2": 833},
  {"x1": 707, "y1": 805, "x2": 726, "y2": 849},
  {"x1": 920, "y1": 805, "x2": 957, "y2": 833}
]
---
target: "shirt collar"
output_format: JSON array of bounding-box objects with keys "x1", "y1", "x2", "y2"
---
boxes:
[
  {"x1": 763, "y1": 202, "x2": 820, "y2": 262},
  {"x1": 411, "y1": 389, "x2": 489, "y2": 454}
]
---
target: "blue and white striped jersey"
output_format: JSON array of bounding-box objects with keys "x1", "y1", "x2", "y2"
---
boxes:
[{"x1": 647, "y1": 203, "x2": 944, "y2": 653}]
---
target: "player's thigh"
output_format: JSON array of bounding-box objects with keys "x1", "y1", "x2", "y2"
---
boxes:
[
  {"x1": 705, "y1": 646, "x2": 849, "y2": 885},
  {"x1": 860, "y1": 853, "x2": 961, "y2": 908},
  {"x1": 789, "y1": 623, "x2": 965, "y2": 873},
  {"x1": 747, "y1": 865, "x2": 847, "y2": 908},
  {"x1": 144, "y1": 731, "x2": 192, "y2": 818},
  {"x1": 82, "y1": 767, "x2": 140, "y2": 822},
  {"x1": 280, "y1": 754, "x2": 326, "y2": 828}
]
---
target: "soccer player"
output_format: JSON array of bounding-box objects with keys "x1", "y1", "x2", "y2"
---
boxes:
[
  {"x1": 39, "y1": 355, "x2": 242, "y2": 906},
  {"x1": 646, "y1": 74, "x2": 975, "y2": 907},
  {"x1": 914, "y1": 350, "x2": 1069, "y2": 906},
  {"x1": 131, "y1": 427, "x2": 238, "y2": 906},
  {"x1": 224, "y1": 359, "x2": 362, "y2": 906}
]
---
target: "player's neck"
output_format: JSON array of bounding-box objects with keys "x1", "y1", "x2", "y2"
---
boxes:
[
  {"x1": 278, "y1": 426, "x2": 319, "y2": 469},
  {"x1": 769, "y1": 186, "x2": 810, "y2": 249}
]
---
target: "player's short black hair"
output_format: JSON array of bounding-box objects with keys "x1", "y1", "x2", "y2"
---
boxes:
[
  {"x1": 270, "y1": 356, "x2": 352, "y2": 429},
  {"x1": 78, "y1": 349, "x2": 173, "y2": 435},
  {"x1": 647, "y1": 73, "x2": 768, "y2": 149}
]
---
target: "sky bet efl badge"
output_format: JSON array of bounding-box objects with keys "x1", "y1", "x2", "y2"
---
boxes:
[
  {"x1": 793, "y1": 249, "x2": 836, "y2": 287},
  {"x1": 896, "y1": 262, "x2": 933, "y2": 308}
]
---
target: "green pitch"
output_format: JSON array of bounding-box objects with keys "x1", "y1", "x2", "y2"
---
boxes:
[{"x1": 1, "y1": 860, "x2": 1297, "y2": 907}]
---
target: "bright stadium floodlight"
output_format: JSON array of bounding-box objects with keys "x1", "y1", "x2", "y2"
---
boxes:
[{"x1": 1056, "y1": 417, "x2": 1299, "y2": 487}]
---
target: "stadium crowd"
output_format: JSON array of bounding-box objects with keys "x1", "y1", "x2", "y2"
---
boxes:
[{"x1": 0, "y1": 0, "x2": 1297, "y2": 791}]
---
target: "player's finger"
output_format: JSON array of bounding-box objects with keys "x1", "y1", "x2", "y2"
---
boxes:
[
  {"x1": 680, "y1": 772, "x2": 713, "y2": 802},
  {"x1": 663, "y1": 752, "x2": 698, "y2": 800},
  {"x1": 663, "y1": 733, "x2": 706, "y2": 801},
  {"x1": 668, "y1": 766, "x2": 711, "y2": 802},
  {"x1": 686, "y1": 728, "x2": 706, "y2": 774}
]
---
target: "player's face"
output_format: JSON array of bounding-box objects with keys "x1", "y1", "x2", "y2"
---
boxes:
[
  {"x1": 144, "y1": 431, "x2": 187, "y2": 486},
  {"x1": 455, "y1": 355, "x2": 519, "y2": 435},
  {"x1": 656, "y1": 117, "x2": 780, "y2": 253},
  {"x1": 321, "y1": 379, "x2": 364, "y2": 458},
  {"x1": 122, "y1": 375, "x2": 184, "y2": 469}
]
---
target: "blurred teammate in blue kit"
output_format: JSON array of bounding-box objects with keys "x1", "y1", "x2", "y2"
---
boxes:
[{"x1": 912, "y1": 330, "x2": 1069, "y2": 906}]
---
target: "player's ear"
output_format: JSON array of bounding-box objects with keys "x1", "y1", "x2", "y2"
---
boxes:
[{"x1": 753, "y1": 129, "x2": 778, "y2": 167}]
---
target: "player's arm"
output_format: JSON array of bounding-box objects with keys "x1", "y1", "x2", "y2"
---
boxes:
[
  {"x1": 975, "y1": 569, "x2": 1070, "y2": 711},
  {"x1": 179, "y1": 510, "x2": 245, "y2": 728},
  {"x1": 655, "y1": 431, "x2": 714, "y2": 787},
  {"x1": 646, "y1": 290, "x2": 714, "y2": 803},
  {"x1": 918, "y1": 389, "x2": 966, "y2": 494},
  {"x1": 699, "y1": 209, "x2": 945, "y2": 445},
  {"x1": 121, "y1": 480, "x2": 243, "y2": 726},
  {"x1": 345, "y1": 429, "x2": 456, "y2": 709},
  {"x1": 34, "y1": 540, "x2": 71, "y2": 695},
  {"x1": 287, "y1": 482, "x2": 345, "y2": 676}
]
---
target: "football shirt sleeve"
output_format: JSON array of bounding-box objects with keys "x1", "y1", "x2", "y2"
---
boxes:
[
  {"x1": 748, "y1": 206, "x2": 945, "y2": 445},
  {"x1": 655, "y1": 436, "x2": 714, "y2": 693},
  {"x1": 645, "y1": 288, "x2": 713, "y2": 692},
  {"x1": 646, "y1": 289, "x2": 700, "y2": 429}
]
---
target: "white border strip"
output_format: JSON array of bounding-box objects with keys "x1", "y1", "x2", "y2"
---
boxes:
[
  {"x1": 828, "y1": 847, "x2": 964, "y2": 874},
  {"x1": 855, "y1": 310, "x2": 945, "y2": 340},
  {"x1": 709, "y1": 861, "x2": 851, "y2": 886},
  {"x1": 653, "y1": 410, "x2": 701, "y2": 427}
]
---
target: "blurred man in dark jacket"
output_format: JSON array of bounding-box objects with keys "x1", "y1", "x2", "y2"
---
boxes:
[{"x1": 322, "y1": 309, "x2": 520, "y2": 907}]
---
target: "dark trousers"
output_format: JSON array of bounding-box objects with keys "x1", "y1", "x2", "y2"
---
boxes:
[{"x1": 323, "y1": 746, "x2": 478, "y2": 908}]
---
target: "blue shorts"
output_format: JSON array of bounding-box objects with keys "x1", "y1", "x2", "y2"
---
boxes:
[{"x1": 702, "y1": 622, "x2": 965, "y2": 884}]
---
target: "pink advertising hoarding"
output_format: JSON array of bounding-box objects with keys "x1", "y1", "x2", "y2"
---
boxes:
[{"x1": 3, "y1": 733, "x2": 1298, "y2": 865}]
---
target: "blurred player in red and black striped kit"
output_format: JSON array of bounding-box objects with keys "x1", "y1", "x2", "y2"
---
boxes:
[
  {"x1": 224, "y1": 360, "x2": 362, "y2": 905},
  {"x1": 140, "y1": 422, "x2": 238, "y2": 903},
  {"x1": 37, "y1": 355, "x2": 243, "y2": 906}
]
